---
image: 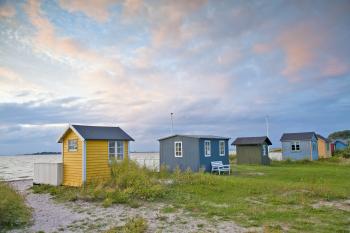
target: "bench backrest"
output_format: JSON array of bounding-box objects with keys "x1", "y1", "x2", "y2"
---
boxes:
[{"x1": 211, "y1": 161, "x2": 223, "y2": 167}]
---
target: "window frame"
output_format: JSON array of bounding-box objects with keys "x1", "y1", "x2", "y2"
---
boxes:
[
  {"x1": 219, "y1": 140, "x2": 225, "y2": 156},
  {"x1": 108, "y1": 140, "x2": 124, "y2": 162},
  {"x1": 68, "y1": 139, "x2": 78, "y2": 152},
  {"x1": 204, "y1": 140, "x2": 211, "y2": 157},
  {"x1": 291, "y1": 141, "x2": 300, "y2": 152},
  {"x1": 174, "y1": 141, "x2": 183, "y2": 158}
]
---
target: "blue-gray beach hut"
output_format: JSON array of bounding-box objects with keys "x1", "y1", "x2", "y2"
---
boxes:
[{"x1": 159, "y1": 134, "x2": 230, "y2": 172}]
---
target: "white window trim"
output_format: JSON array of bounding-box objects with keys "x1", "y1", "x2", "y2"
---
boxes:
[
  {"x1": 204, "y1": 140, "x2": 211, "y2": 157},
  {"x1": 291, "y1": 141, "x2": 300, "y2": 152},
  {"x1": 219, "y1": 140, "x2": 225, "y2": 156},
  {"x1": 174, "y1": 141, "x2": 183, "y2": 158},
  {"x1": 262, "y1": 144, "x2": 267, "y2": 156},
  {"x1": 108, "y1": 140, "x2": 124, "y2": 162},
  {"x1": 68, "y1": 139, "x2": 78, "y2": 152}
]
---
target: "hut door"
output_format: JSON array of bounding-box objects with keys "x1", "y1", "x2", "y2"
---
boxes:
[{"x1": 262, "y1": 145, "x2": 270, "y2": 165}]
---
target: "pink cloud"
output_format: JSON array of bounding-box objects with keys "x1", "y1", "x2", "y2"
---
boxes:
[
  {"x1": 150, "y1": 0, "x2": 207, "y2": 47},
  {"x1": 278, "y1": 22, "x2": 324, "y2": 78},
  {"x1": 58, "y1": 0, "x2": 144, "y2": 22},
  {"x1": 0, "y1": 3, "x2": 16, "y2": 18},
  {"x1": 58, "y1": 0, "x2": 116, "y2": 22},
  {"x1": 252, "y1": 43, "x2": 272, "y2": 54},
  {"x1": 24, "y1": 0, "x2": 124, "y2": 75},
  {"x1": 254, "y1": 20, "x2": 348, "y2": 82},
  {"x1": 322, "y1": 58, "x2": 348, "y2": 77}
]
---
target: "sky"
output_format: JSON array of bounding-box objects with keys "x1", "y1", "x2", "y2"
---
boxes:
[{"x1": 0, "y1": 0, "x2": 349, "y2": 154}]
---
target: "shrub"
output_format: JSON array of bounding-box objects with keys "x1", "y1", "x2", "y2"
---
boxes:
[
  {"x1": 104, "y1": 217, "x2": 147, "y2": 233},
  {"x1": 32, "y1": 159, "x2": 166, "y2": 207},
  {"x1": 333, "y1": 147, "x2": 350, "y2": 158},
  {"x1": 0, "y1": 181, "x2": 31, "y2": 230}
]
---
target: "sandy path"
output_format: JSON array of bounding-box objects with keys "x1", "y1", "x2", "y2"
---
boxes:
[{"x1": 9, "y1": 180, "x2": 247, "y2": 233}]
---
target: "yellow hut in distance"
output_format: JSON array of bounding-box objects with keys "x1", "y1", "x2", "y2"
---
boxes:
[
  {"x1": 57, "y1": 125, "x2": 134, "y2": 187},
  {"x1": 317, "y1": 134, "x2": 331, "y2": 159}
]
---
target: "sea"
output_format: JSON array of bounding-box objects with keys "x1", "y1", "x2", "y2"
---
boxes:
[{"x1": 0, "y1": 154, "x2": 62, "y2": 181}]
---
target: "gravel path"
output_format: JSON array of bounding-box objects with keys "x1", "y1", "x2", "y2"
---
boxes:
[{"x1": 9, "y1": 180, "x2": 248, "y2": 233}]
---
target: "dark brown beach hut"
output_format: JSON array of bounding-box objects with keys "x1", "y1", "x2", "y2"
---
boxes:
[{"x1": 232, "y1": 136, "x2": 272, "y2": 165}]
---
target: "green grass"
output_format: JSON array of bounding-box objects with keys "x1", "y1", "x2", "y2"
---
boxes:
[
  {"x1": 33, "y1": 159, "x2": 166, "y2": 207},
  {"x1": 0, "y1": 181, "x2": 32, "y2": 231},
  {"x1": 104, "y1": 217, "x2": 147, "y2": 233},
  {"x1": 165, "y1": 160, "x2": 350, "y2": 232},
  {"x1": 33, "y1": 159, "x2": 350, "y2": 232}
]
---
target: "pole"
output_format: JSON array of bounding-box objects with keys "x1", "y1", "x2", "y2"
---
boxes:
[
  {"x1": 171, "y1": 113, "x2": 174, "y2": 135},
  {"x1": 265, "y1": 115, "x2": 269, "y2": 137}
]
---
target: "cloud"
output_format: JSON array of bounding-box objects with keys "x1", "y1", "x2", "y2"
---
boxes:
[
  {"x1": 278, "y1": 22, "x2": 323, "y2": 79},
  {"x1": 0, "y1": 66, "x2": 46, "y2": 102},
  {"x1": 58, "y1": 0, "x2": 116, "y2": 22},
  {"x1": 252, "y1": 18, "x2": 349, "y2": 82},
  {"x1": 0, "y1": 3, "x2": 16, "y2": 18},
  {"x1": 24, "y1": 0, "x2": 124, "y2": 75},
  {"x1": 150, "y1": 0, "x2": 208, "y2": 47},
  {"x1": 58, "y1": 0, "x2": 144, "y2": 22}
]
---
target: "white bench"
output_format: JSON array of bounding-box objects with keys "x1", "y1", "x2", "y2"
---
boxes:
[{"x1": 211, "y1": 161, "x2": 230, "y2": 175}]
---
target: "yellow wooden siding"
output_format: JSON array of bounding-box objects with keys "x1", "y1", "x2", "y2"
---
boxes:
[
  {"x1": 62, "y1": 129, "x2": 82, "y2": 186},
  {"x1": 124, "y1": 141, "x2": 129, "y2": 159},
  {"x1": 318, "y1": 139, "x2": 331, "y2": 158},
  {"x1": 86, "y1": 140, "x2": 110, "y2": 182}
]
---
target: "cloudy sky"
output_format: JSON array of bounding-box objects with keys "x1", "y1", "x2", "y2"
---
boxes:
[{"x1": 0, "y1": 0, "x2": 349, "y2": 154}]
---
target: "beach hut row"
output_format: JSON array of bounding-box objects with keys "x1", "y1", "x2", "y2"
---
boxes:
[{"x1": 56, "y1": 125, "x2": 348, "y2": 186}]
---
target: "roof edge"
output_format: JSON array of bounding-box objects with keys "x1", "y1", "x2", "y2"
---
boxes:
[
  {"x1": 57, "y1": 124, "x2": 85, "y2": 143},
  {"x1": 158, "y1": 134, "x2": 230, "y2": 141}
]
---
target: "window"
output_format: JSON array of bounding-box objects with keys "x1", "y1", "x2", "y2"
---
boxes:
[
  {"x1": 291, "y1": 141, "x2": 300, "y2": 151},
  {"x1": 204, "y1": 140, "x2": 211, "y2": 157},
  {"x1": 174, "y1": 141, "x2": 182, "y2": 157},
  {"x1": 262, "y1": 145, "x2": 267, "y2": 156},
  {"x1": 108, "y1": 141, "x2": 124, "y2": 161},
  {"x1": 68, "y1": 139, "x2": 78, "y2": 151},
  {"x1": 219, "y1": 141, "x2": 225, "y2": 156}
]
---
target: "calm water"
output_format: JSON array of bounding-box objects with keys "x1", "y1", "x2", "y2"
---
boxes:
[{"x1": 0, "y1": 154, "x2": 62, "y2": 181}]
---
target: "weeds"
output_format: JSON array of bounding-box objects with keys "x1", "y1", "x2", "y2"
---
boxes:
[
  {"x1": 0, "y1": 181, "x2": 31, "y2": 231},
  {"x1": 333, "y1": 147, "x2": 350, "y2": 158},
  {"x1": 33, "y1": 159, "x2": 166, "y2": 207},
  {"x1": 104, "y1": 217, "x2": 147, "y2": 233}
]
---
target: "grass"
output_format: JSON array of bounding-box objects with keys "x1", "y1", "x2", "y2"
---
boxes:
[
  {"x1": 165, "y1": 160, "x2": 350, "y2": 232},
  {"x1": 104, "y1": 217, "x2": 147, "y2": 233},
  {"x1": 33, "y1": 159, "x2": 166, "y2": 207},
  {"x1": 32, "y1": 159, "x2": 350, "y2": 233},
  {"x1": 0, "y1": 181, "x2": 32, "y2": 231}
]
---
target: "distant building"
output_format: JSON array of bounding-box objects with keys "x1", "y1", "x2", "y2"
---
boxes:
[
  {"x1": 280, "y1": 132, "x2": 318, "y2": 161},
  {"x1": 232, "y1": 136, "x2": 272, "y2": 165},
  {"x1": 317, "y1": 134, "x2": 331, "y2": 159},
  {"x1": 331, "y1": 139, "x2": 348, "y2": 154},
  {"x1": 57, "y1": 125, "x2": 134, "y2": 186},
  {"x1": 159, "y1": 135, "x2": 230, "y2": 172}
]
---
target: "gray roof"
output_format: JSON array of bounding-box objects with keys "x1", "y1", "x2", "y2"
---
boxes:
[
  {"x1": 332, "y1": 139, "x2": 348, "y2": 145},
  {"x1": 316, "y1": 134, "x2": 330, "y2": 142},
  {"x1": 58, "y1": 125, "x2": 134, "y2": 142},
  {"x1": 280, "y1": 132, "x2": 317, "y2": 141},
  {"x1": 158, "y1": 134, "x2": 230, "y2": 141},
  {"x1": 232, "y1": 136, "x2": 272, "y2": 145}
]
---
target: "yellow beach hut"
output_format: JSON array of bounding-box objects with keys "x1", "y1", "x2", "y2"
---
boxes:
[
  {"x1": 57, "y1": 125, "x2": 134, "y2": 186},
  {"x1": 317, "y1": 134, "x2": 331, "y2": 159}
]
